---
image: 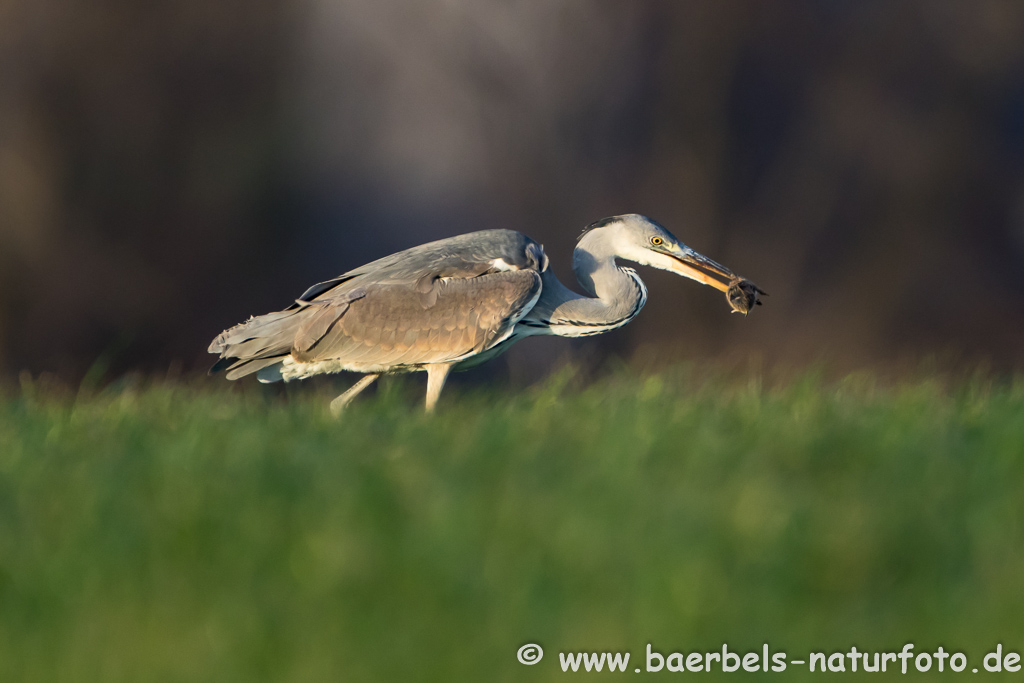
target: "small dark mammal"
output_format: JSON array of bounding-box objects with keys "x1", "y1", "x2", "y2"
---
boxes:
[{"x1": 727, "y1": 278, "x2": 767, "y2": 315}]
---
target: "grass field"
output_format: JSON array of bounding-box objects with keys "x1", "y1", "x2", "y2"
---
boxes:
[{"x1": 1, "y1": 368, "x2": 1023, "y2": 681}]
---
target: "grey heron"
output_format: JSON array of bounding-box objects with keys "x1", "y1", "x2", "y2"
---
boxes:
[{"x1": 209, "y1": 214, "x2": 763, "y2": 413}]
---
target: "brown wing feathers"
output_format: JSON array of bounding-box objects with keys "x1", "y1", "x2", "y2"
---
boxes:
[
  {"x1": 293, "y1": 288, "x2": 367, "y2": 354},
  {"x1": 293, "y1": 270, "x2": 540, "y2": 366}
]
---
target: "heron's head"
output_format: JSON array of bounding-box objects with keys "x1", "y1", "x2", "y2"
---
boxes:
[{"x1": 579, "y1": 214, "x2": 744, "y2": 293}]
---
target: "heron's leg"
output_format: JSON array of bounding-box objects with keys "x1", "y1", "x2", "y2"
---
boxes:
[
  {"x1": 424, "y1": 363, "x2": 452, "y2": 413},
  {"x1": 330, "y1": 374, "x2": 378, "y2": 416}
]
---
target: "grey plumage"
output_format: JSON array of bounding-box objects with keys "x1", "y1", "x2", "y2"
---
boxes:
[{"x1": 209, "y1": 215, "x2": 762, "y2": 412}]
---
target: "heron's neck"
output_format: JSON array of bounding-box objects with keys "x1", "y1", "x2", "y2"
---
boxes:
[
  {"x1": 523, "y1": 235, "x2": 647, "y2": 337},
  {"x1": 573, "y1": 231, "x2": 627, "y2": 298}
]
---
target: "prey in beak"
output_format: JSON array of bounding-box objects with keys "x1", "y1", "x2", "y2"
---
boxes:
[
  {"x1": 726, "y1": 279, "x2": 765, "y2": 315},
  {"x1": 666, "y1": 246, "x2": 767, "y2": 315}
]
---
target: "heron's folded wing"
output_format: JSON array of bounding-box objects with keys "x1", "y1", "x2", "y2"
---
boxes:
[
  {"x1": 292, "y1": 269, "x2": 541, "y2": 367},
  {"x1": 293, "y1": 288, "x2": 366, "y2": 354}
]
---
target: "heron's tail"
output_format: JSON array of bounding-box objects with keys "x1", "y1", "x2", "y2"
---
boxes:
[{"x1": 208, "y1": 309, "x2": 304, "y2": 382}]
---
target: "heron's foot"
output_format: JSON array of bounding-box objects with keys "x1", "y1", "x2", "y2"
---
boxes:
[{"x1": 329, "y1": 374, "x2": 379, "y2": 417}]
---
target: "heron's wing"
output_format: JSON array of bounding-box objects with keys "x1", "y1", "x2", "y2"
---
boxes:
[
  {"x1": 293, "y1": 269, "x2": 542, "y2": 367},
  {"x1": 209, "y1": 230, "x2": 547, "y2": 379}
]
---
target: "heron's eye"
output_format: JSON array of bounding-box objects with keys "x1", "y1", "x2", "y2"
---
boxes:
[{"x1": 650, "y1": 236, "x2": 663, "y2": 247}]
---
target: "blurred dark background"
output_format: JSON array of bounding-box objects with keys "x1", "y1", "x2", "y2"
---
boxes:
[{"x1": 2, "y1": 0, "x2": 1024, "y2": 383}]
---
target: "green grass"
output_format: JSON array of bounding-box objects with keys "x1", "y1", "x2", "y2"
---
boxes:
[{"x1": 1, "y1": 368, "x2": 1023, "y2": 681}]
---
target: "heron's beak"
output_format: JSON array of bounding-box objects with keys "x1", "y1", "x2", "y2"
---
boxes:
[{"x1": 666, "y1": 246, "x2": 737, "y2": 292}]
